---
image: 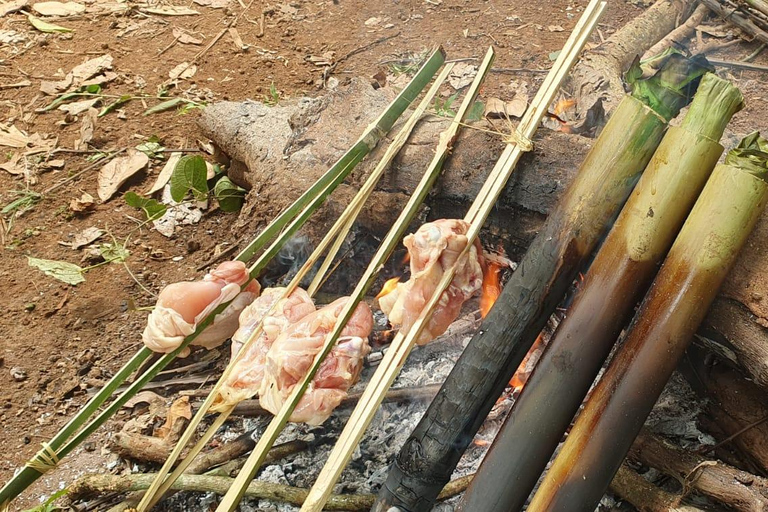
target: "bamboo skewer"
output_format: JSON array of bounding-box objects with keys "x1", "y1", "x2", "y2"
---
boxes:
[
  {"x1": 527, "y1": 133, "x2": 768, "y2": 512},
  {"x1": 301, "y1": 5, "x2": 606, "y2": 511},
  {"x1": 457, "y1": 72, "x2": 744, "y2": 512},
  {"x1": 0, "y1": 49, "x2": 445, "y2": 511},
  {"x1": 133, "y1": 60, "x2": 455, "y2": 512},
  {"x1": 212, "y1": 49, "x2": 492, "y2": 512}
]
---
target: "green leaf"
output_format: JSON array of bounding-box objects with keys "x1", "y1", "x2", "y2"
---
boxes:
[
  {"x1": 170, "y1": 155, "x2": 208, "y2": 202},
  {"x1": 136, "y1": 141, "x2": 165, "y2": 159},
  {"x1": 143, "y1": 97, "x2": 185, "y2": 116},
  {"x1": 99, "y1": 242, "x2": 129, "y2": 263},
  {"x1": 548, "y1": 50, "x2": 561, "y2": 62},
  {"x1": 27, "y1": 14, "x2": 72, "y2": 33},
  {"x1": 124, "y1": 191, "x2": 167, "y2": 220},
  {"x1": 214, "y1": 176, "x2": 246, "y2": 212},
  {"x1": 23, "y1": 488, "x2": 69, "y2": 512},
  {"x1": 44, "y1": 84, "x2": 102, "y2": 111},
  {"x1": 27, "y1": 256, "x2": 85, "y2": 285},
  {"x1": 465, "y1": 100, "x2": 485, "y2": 122},
  {"x1": 99, "y1": 95, "x2": 132, "y2": 117}
]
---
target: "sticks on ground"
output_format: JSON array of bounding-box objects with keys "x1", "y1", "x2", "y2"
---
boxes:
[
  {"x1": 609, "y1": 464, "x2": 704, "y2": 512},
  {"x1": 699, "y1": 0, "x2": 768, "y2": 44},
  {"x1": 643, "y1": 4, "x2": 711, "y2": 59}
]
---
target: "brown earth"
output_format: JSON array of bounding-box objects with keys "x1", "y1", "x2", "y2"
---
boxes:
[{"x1": 1, "y1": 0, "x2": 767, "y2": 509}]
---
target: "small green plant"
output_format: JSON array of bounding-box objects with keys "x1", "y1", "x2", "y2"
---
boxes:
[
  {"x1": 2, "y1": 189, "x2": 42, "y2": 216},
  {"x1": 264, "y1": 83, "x2": 280, "y2": 106},
  {"x1": 433, "y1": 92, "x2": 459, "y2": 118},
  {"x1": 23, "y1": 488, "x2": 68, "y2": 512}
]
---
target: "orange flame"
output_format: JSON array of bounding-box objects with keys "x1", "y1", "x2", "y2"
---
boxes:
[
  {"x1": 508, "y1": 332, "x2": 545, "y2": 392},
  {"x1": 553, "y1": 98, "x2": 576, "y2": 116},
  {"x1": 402, "y1": 252, "x2": 411, "y2": 265},
  {"x1": 376, "y1": 276, "x2": 400, "y2": 300},
  {"x1": 480, "y1": 262, "x2": 502, "y2": 318}
]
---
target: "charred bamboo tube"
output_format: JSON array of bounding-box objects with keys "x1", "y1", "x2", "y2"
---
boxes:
[
  {"x1": 526, "y1": 133, "x2": 768, "y2": 512},
  {"x1": 456, "y1": 73, "x2": 744, "y2": 512},
  {"x1": 373, "y1": 52, "x2": 713, "y2": 512}
]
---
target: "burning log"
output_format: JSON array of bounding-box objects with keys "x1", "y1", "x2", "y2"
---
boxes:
[
  {"x1": 457, "y1": 72, "x2": 743, "y2": 512},
  {"x1": 373, "y1": 52, "x2": 711, "y2": 512},
  {"x1": 526, "y1": 133, "x2": 768, "y2": 512}
]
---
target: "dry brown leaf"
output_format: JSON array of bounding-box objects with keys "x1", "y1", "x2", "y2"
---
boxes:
[
  {"x1": 172, "y1": 26, "x2": 203, "y2": 45},
  {"x1": 0, "y1": 124, "x2": 30, "y2": 148},
  {"x1": 124, "y1": 390, "x2": 166, "y2": 415},
  {"x1": 0, "y1": 29, "x2": 26, "y2": 44},
  {"x1": 484, "y1": 95, "x2": 528, "y2": 119},
  {"x1": 547, "y1": 25, "x2": 564, "y2": 32},
  {"x1": 76, "y1": 108, "x2": 97, "y2": 150},
  {"x1": 58, "y1": 97, "x2": 100, "y2": 115},
  {"x1": 0, "y1": 153, "x2": 24, "y2": 175},
  {"x1": 69, "y1": 191, "x2": 96, "y2": 213},
  {"x1": 60, "y1": 226, "x2": 104, "y2": 249},
  {"x1": 40, "y1": 55, "x2": 113, "y2": 95},
  {"x1": 448, "y1": 62, "x2": 477, "y2": 90},
  {"x1": 0, "y1": 0, "x2": 28, "y2": 16},
  {"x1": 168, "y1": 62, "x2": 197, "y2": 81},
  {"x1": 192, "y1": 0, "x2": 230, "y2": 7},
  {"x1": 32, "y1": 1, "x2": 85, "y2": 16},
  {"x1": 154, "y1": 396, "x2": 192, "y2": 440},
  {"x1": 142, "y1": 5, "x2": 199, "y2": 15},
  {"x1": 145, "y1": 151, "x2": 181, "y2": 194},
  {"x1": 97, "y1": 149, "x2": 149, "y2": 201},
  {"x1": 228, "y1": 27, "x2": 244, "y2": 50}
]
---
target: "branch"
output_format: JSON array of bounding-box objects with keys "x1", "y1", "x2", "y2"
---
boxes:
[
  {"x1": 644, "y1": 4, "x2": 711, "y2": 59},
  {"x1": 610, "y1": 464, "x2": 704, "y2": 511}
]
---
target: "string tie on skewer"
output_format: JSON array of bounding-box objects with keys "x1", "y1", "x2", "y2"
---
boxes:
[
  {"x1": 25, "y1": 442, "x2": 60, "y2": 474},
  {"x1": 504, "y1": 129, "x2": 534, "y2": 152}
]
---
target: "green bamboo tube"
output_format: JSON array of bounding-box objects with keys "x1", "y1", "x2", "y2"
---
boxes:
[
  {"x1": 527, "y1": 133, "x2": 768, "y2": 512},
  {"x1": 456, "y1": 73, "x2": 743, "y2": 512},
  {"x1": 373, "y1": 52, "x2": 714, "y2": 512}
]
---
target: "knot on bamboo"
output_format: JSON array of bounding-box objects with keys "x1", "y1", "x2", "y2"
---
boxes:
[
  {"x1": 504, "y1": 130, "x2": 534, "y2": 152},
  {"x1": 25, "y1": 443, "x2": 60, "y2": 474}
]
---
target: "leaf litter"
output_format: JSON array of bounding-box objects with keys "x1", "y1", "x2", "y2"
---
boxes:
[{"x1": 96, "y1": 149, "x2": 149, "y2": 201}]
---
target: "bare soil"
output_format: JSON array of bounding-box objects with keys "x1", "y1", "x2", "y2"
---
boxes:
[{"x1": 1, "y1": 0, "x2": 767, "y2": 509}]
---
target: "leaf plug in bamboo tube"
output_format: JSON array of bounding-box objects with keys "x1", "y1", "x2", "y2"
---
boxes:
[
  {"x1": 373, "y1": 52, "x2": 713, "y2": 512},
  {"x1": 456, "y1": 72, "x2": 744, "y2": 512},
  {"x1": 527, "y1": 132, "x2": 768, "y2": 512}
]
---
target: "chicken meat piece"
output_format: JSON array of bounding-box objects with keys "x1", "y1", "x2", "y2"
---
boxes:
[
  {"x1": 259, "y1": 297, "x2": 373, "y2": 425},
  {"x1": 142, "y1": 261, "x2": 260, "y2": 355},
  {"x1": 378, "y1": 219, "x2": 483, "y2": 345},
  {"x1": 212, "y1": 287, "x2": 316, "y2": 411}
]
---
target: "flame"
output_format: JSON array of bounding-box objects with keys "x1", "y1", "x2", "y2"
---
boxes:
[
  {"x1": 376, "y1": 276, "x2": 401, "y2": 300},
  {"x1": 402, "y1": 252, "x2": 411, "y2": 265},
  {"x1": 553, "y1": 98, "x2": 576, "y2": 116},
  {"x1": 508, "y1": 332, "x2": 546, "y2": 392},
  {"x1": 480, "y1": 262, "x2": 502, "y2": 318}
]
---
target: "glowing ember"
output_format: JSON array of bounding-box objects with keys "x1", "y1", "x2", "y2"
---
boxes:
[
  {"x1": 553, "y1": 98, "x2": 576, "y2": 117},
  {"x1": 376, "y1": 276, "x2": 401, "y2": 300},
  {"x1": 480, "y1": 262, "x2": 502, "y2": 318},
  {"x1": 473, "y1": 438, "x2": 490, "y2": 447}
]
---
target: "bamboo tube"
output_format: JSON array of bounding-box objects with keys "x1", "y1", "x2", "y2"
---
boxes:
[
  {"x1": 212, "y1": 49, "x2": 494, "y2": 512},
  {"x1": 373, "y1": 52, "x2": 714, "y2": 512},
  {"x1": 0, "y1": 49, "x2": 446, "y2": 511},
  {"x1": 301, "y1": 5, "x2": 607, "y2": 510},
  {"x1": 527, "y1": 132, "x2": 768, "y2": 512},
  {"x1": 131, "y1": 63, "x2": 455, "y2": 512},
  {"x1": 456, "y1": 73, "x2": 744, "y2": 512}
]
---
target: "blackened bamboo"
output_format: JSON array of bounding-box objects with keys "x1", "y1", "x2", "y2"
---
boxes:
[
  {"x1": 527, "y1": 133, "x2": 768, "y2": 512},
  {"x1": 372, "y1": 53, "x2": 712, "y2": 512},
  {"x1": 456, "y1": 73, "x2": 743, "y2": 512}
]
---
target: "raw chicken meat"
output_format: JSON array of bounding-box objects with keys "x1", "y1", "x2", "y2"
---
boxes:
[
  {"x1": 212, "y1": 287, "x2": 316, "y2": 411},
  {"x1": 259, "y1": 297, "x2": 373, "y2": 425},
  {"x1": 378, "y1": 219, "x2": 483, "y2": 345},
  {"x1": 142, "y1": 261, "x2": 260, "y2": 356}
]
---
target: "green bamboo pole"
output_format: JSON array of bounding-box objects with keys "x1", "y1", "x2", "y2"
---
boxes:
[
  {"x1": 0, "y1": 48, "x2": 445, "y2": 511},
  {"x1": 527, "y1": 132, "x2": 768, "y2": 512},
  {"x1": 456, "y1": 73, "x2": 743, "y2": 512},
  {"x1": 373, "y1": 51, "x2": 713, "y2": 512}
]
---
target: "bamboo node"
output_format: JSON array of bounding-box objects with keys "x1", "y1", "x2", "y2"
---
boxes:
[
  {"x1": 25, "y1": 442, "x2": 60, "y2": 474},
  {"x1": 504, "y1": 129, "x2": 534, "y2": 152},
  {"x1": 362, "y1": 125, "x2": 387, "y2": 149}
]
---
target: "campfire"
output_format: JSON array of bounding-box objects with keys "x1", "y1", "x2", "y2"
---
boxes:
[{"x1": 4, "y1": 1, "x2": 768, "y2": 512}]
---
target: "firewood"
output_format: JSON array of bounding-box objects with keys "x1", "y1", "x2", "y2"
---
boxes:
[
  {"x1": 457, "y1": 72, "x2": 742, "y2": 512},
  {"x1": 629, "y1": 430, "x2": 768, "y2": 510},
  {"x1": 609, "y1": 464, "x2": 704, "y2": 512},
  {"x1": 527, "y1": 134, "x2": 768, "y2": 511}
]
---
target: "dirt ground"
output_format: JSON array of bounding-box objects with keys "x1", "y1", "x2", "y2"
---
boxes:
[{"x1": 1, "y1": 0, "x2": 768, "y2": 509}]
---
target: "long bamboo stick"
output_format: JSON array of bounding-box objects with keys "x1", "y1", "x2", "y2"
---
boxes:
[
  {"x1": 212, "y1": 49, "x2": 491, "y2": 512},
  {"x1": 133, "y1": 62, "x2": 454, "y2": 511},
  {"x1": 301, "y1": 6, "x2": 607, "y2": 510},
  {"x1": 527, "y1": 132, "x2": 768, "y2": 511},
  {"x1": 0, "y1": 49, "x2": 445, "y2": 511},
  {"x1": 456, "y1": 72, "x2": 744, "y2": 512},
  {"x1": 373, "y1": 50, "x2": 714, "y2": 512}
]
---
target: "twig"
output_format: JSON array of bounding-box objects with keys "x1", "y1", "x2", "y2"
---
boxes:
[
  {"x1": 743, "y1": 42, "x2": 767, "y2": 60},
  {"x1": 42, "y1": 148, "x2": 126, "y2": 196},
  {"x1": 323, "y1": 33, "x2": 401, "y2": 86},
  {"x1": 698, "y1": 414, "x2": 768, "y2": 455},
  {"x1": 643, "y1": 4, "x2": 711, "y2": 59},
  {"x1": 698, "y1": 0, "x2": 768, "y2": 44},
  {"x1": 707, "y1": 57, "x2": 768, "y2": 71},
  {"x1": 69, "y1": 473, "x2": 473, "y2": 510}
]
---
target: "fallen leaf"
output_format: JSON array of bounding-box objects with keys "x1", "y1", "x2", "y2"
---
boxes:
[
  {"x1": 168, "y1": 62, "x2": 196, "y2": 81},
  {"x1": 76, "y1": 107, "x2": 97, "y2": 150},
  {"x1": 0, "y1": 30, "x2": 27, "y2": 44},
  {"x1": 365, "y1": 16, "x2": 381, "y2": 26},
  {"x1": 27, "y1": 13, "x2": 72, "y2": 32},
  {"x1": 97, "y1": 150, "x2": 149, "y2": 201},
  {"x1": 40, "y1": 55, "x2": 113, "y2": 95},
  {"x1": 60, "y1": 226, "x2": 104, "y2": 249},
  {"x1": 0, "y1": 153, "x2": 24, "y2": 175},
  {"x1": 192, "y1": 0, "x2": 230, "y2": 7},
  {"x1": 32, "y1": 1, "x2": 85, "y2": 16},
  {"x1": 228, "y1": 27, "x2": 244, "y2": 50},
  {"x1": 0, "y1": 124, "x2": 30, "y2": 148},
  {"x1": 142, "y1": 5, "x2": 199, "y2": 15},
  {"x1": 548, "y1": 25, "x2": 564, "y2": 32},
  {"x1": 71, "y1": 54, "x2": 113, "y2": 82},
  {"x1": 42, "y1": 159, "x2": 65, "y2": 169},
  {"x1": 99, "y1": 242, "x2": 129, "y2": 263},
  {"x1": 155, "y1": 397, "x2": 191, "y2": 440},
  {"x1": 172, "y1": 27, "x2": 203, "y2": 45},
  {"x1": 0, "y1": 0, "x2": 28, "y2": 16},
  {"x1": 27, "y1": 256, "x2": 85, "y2": 285},
  {"x1": 146, "y1": 152, "x2": 181, "y2": 194},
  {"x1": 58, "y1": 97, "x2": 100, "y2": 115},
  {"x1": 69, "y1": 191, "x2": 96, "y2": 213},
  {"x1": 124, "y1": 390, "x2": 166, "y2": 415},
  {"x1": 448, "y1": 62, "x2": 477, "y2": 90},
  {"x1": 143, "y1": 97, "x2": 185, "y2": 116}
]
